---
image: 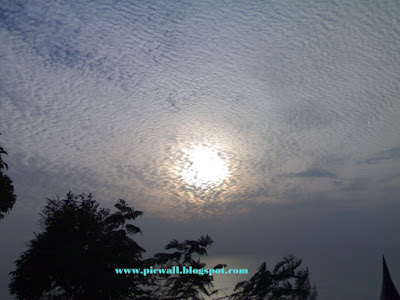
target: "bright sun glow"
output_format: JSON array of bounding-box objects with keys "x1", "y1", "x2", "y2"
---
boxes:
[{"x1": 180, "y1": 145, "x2": 229, "y2": 189}]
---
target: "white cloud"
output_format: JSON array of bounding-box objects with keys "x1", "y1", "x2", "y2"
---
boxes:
[{"x1": 0, "y1": 0, "x2": 399, "y2": 218}]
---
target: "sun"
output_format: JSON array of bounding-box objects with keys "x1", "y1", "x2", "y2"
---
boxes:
[{"x1": 179, "y1": 145, "x2": 229, "y2": 189}]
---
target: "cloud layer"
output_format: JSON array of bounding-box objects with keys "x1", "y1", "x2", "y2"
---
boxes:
[{"x1": 1, "y1": 0, "x2": 399, "y2": 218}]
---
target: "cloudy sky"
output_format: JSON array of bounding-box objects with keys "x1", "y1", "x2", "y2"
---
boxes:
[{"x1": 0, "y1": 0, "x2": 400, "y2": 299}]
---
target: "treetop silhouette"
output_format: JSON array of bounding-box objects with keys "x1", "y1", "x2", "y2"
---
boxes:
[
  {"x1": 9, "y1": 192, "x2": 318, "y2": 299},
  {"x1": 0, "y1": 133, "x2": 16, "y2": 220}
]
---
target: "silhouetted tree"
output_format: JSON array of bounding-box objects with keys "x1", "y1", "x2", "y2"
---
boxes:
[
  {"x1": 9, "y1": 192, "x2": 318, "y2": 300},
  {"x1": 227, "y1": 255, "x2": 318, "y2": 300},
  {"x1": 143, "y1": 235, "x2": 223, "y2": 300},
  {"x1": 0, "y1": 134, "x2": 16, "y2": 220},
  {"x1": 9, "y1": 193, "x2": 147, "y2": 299}
]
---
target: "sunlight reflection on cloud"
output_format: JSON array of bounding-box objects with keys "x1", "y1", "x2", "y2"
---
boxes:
[{"x1": 0, "y1": 0, "x2": 399, "y2": 219}]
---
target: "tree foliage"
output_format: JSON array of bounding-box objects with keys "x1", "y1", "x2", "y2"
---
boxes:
[
  {"x1": 9, "y1": 192, "x2": 318, "y2": 300},
  {"x1": 0, "y1": 134, "x2": 16, "y2": 220},
  {"x1": 9, "y1": 193, "x2": 146, "y2": 300},
  {"x1": 229, "y1": 255, "x2": 318, "y2": 300},
  {"x1": 143, "y1": 235, "x2": 221, "y2": 300}
]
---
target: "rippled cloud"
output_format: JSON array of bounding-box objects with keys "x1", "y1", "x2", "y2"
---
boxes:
[{"x1": 1, "y1": 0, "x2": 399, "y2": 219}]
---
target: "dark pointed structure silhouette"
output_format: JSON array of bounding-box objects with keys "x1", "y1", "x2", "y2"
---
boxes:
[{"x1": 380, "y1": 256, "x2": 400, "y2": 300}]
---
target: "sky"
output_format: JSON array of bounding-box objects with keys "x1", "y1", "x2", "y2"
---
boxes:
[{"x1": 0, "y1": 0, "x2": 400, "y2": 299}]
